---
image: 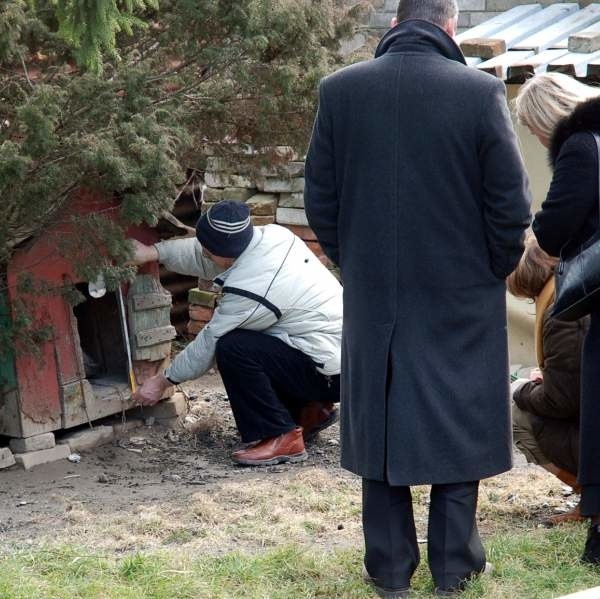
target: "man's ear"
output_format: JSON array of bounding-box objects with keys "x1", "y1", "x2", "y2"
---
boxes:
[
  {"x1": 444, "y1": 16, "x2": 458, "y2": 38},
  {"x1": 390, "y1": 16, "x2": 398, "y2": 28}
]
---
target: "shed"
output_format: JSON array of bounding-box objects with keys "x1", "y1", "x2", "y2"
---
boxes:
[{"x1": 0, "y1": 189, "x2": 177, "y2": 442}]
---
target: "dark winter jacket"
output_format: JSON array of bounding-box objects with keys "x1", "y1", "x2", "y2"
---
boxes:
[
  {"x1": 305, "y1": 19, "x2": 531, "y2": 485},
  {"x1": 533, "y1": 96, "x2": 600, "y2": 486},
  {"x1": 514, "y1": 305, "x2": 588, "y2": 474}
]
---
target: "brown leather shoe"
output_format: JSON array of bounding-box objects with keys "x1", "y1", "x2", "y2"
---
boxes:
[
  {"x1": 232, "y1": 427, "x2": 308, "y2": 466},
  {"x1": 543, "y1": 502, "x2": 584, "y2": 527},
  {"x1": 297, "y1": 402, "x2": 339, "y2": 441}
]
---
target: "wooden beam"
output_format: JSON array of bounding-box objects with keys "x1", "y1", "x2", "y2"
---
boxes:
[
  {"x1": 547, "y1": 48, "x2": 600, "y2": 77},
  {"x1": 507, "y1": 49, "x2": 570, "y2": 81},
  {"x1": 133, "y1": 293, "x2": 172, "y2": 311},
  {"x1": 569, "y1": 20, "x2": 600, "y2": 53},
  {"x1": 135, "y1": 325, "x2": 177, "y2": 348},
  {"x1": 477, "y1": 51, "x2": 535, "y2": 80}
]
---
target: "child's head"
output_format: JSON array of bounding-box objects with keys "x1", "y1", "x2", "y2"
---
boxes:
[{"x1": 507, "y1": 233, "x2": 558, "y2": 300}]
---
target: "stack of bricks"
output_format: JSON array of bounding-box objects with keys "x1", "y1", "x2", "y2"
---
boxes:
[
  {"x1": 187, "y1": 286, "x2": 219, "y2": 337},
  {"x1": 185, "y1": 147, "x2": 334, "y2": 339},
  {"x1": 201, "y1": 147, "x2": 331, "y2": 266}
]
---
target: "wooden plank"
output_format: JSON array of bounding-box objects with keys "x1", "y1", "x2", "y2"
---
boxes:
[
  {"x1": 585, "y1": 56, "x2": 600, "y2": 80},
  {"x1": 460, "y1": 38, "x2": 507, "y2": 60},
  {"x1": 514, "y1": 4, "x2": 600, "y2": 52},
  {"x1": 507, "y1": 49, "x2": 570, "y2": 81},
  {"x1": 455, "y1": 4, "x2": 542, "y2": 44},
  {"x1": 547, "y1": 48, "x2": 600, "y2": 77},
  {"x1": 569, "y1": 20, "x2": 600, "y2": 53},
  {"x1": 133, "y1": 293, "x2": 172, "y2": 311},
  {"x1": 135, "y1": 325, "x2": 177, "y2": 348},
  {"x1": 556, "y1": 587, "x2": 600, "y2": 599},
  {"x1": 477, "y1": 50, "x2": 535, "y2": 80}
]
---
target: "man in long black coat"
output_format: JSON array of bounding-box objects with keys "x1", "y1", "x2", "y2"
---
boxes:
[{"x1": 304, "y1": 0, "x2": 531, "y2": 595}]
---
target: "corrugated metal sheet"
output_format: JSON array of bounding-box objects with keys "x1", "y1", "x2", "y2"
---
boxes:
[{"x1": 459, "y1": 3, "x2": 600, "y2": 82}]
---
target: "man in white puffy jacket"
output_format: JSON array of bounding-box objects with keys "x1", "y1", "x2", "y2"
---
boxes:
[{"x1": 131, "y1": 200, "x2": 343, "y2": 466}]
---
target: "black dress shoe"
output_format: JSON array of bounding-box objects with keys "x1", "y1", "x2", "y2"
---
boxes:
[
  {"x1": 582, "y1": 524, "x2": 600, "y2": 564},
  {"x1": 362, "y1": 565, "x2": 410, "y2": 598}
]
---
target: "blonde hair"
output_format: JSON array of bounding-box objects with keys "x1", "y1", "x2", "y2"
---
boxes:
[
  {"x1": 514, "y1": 72, "x2": 600, "y2": 140},
  {"x1": 507, "y1": 233, "x2": 557, "y2": 300}
]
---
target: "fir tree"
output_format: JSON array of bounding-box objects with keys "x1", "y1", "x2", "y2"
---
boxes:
[{"x1": 0, "y1": 0, "x2": 363, "y2": 355}]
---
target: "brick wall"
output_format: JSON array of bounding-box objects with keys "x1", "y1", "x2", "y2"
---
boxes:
[{"x1": 366, "y1": 0, "x2": 591, "y2": 35}]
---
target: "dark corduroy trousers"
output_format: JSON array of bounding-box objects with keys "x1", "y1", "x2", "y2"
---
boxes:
[
  {"x1": 362, "y1": 479, "x2": 485, "y2": 592},
  {"x1": 215, "y1": 329, "x2": 339, "y2": 443}
]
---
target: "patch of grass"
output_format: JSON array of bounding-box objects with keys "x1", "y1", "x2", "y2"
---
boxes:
[{"x1": 2, "y1": 526, "x2": 600, "y2": 598}]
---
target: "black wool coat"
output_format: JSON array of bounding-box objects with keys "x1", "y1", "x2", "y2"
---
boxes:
[
  {"x1": 533, "y1": 97, "x2": 600, "y2": 486},
  {"x1": 305, "y1": 20, "x2": 531, "y2": 485}
]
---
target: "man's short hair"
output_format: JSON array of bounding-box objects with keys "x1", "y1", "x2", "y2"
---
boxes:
[{"x1": 396, "y1": 0, "x2": 458, "y2": 28}]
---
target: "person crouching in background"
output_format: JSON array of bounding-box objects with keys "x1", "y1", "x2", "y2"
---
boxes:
[{"x1": 507, "y1": 234, "x2": 589, "y2": 525}]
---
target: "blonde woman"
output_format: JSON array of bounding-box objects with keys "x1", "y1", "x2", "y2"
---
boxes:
[
  {"x1": 507, "y1": 234, "x2": 588, "y2": 525},
  {"x1": 516, "y1": 72, "x2": 600, "y2": 563}
]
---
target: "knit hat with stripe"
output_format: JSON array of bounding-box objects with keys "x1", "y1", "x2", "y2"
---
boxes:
[{"x1": 196, "y1": 200, "x2": 254, "y2": 258}]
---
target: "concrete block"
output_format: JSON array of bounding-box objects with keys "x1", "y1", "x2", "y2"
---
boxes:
[
  {"x1": 9, "y1": 432, "x2": 55, "y2": 453},
  {"x1": 468, "y1": 11, "x2": 501, "y2": 26},
  {"x1": 246, "y1": 193, "x2": 278, "y2": 216},
  {"x1": 257, "y1": 177, "x2": 305, "y2": 194},
  {"x1": 205, "y1": 173, "x2": 255, "y2": 189},
  {"x1": 58, "y1": 425, "x2": 114, "y2": 452},
  {"x1": 14, "y1": 444, "x2": 71, "y2": 471},
  {"x1": 143, "y1": 393, "x2": 187, "y2": 420},
  {"x1": 276, "y1": 207, "x2": 309, "y2": 227},
  {"x1": 279, "y1": 192, "x2": 304, "y2": 209},
  {"x1": 188, "y1": 288, "x2": 219, "y2": 308},
  {"x1": 258, "y1": 161, "x2": 305, "y2": 178},
  {"x1": 223, "y1": 187, "x2": 256, "y2": 202},
  {"x1": 0, "y1": 447, "x2": 16, "y2": 469},
  {"x1": 202, "y1": 187, "x2": 224, "y2": 203},
  {"x1": 251, "y1": 216, "x2": 276, "y2": 226},
  {"x1": 457, "y1": 0, "x2": 485, "y2": 10},
  {"x1": 205, "y1": 156, "x2": 251, "y2": 173}
]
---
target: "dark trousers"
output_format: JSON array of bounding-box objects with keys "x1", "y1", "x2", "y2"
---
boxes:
[
  {"x1": 215, "y1": 329, "x2": 340, "y2": 443},
  {"x1": 363, "y1": 479, "x2": 485, "y2": 591}
]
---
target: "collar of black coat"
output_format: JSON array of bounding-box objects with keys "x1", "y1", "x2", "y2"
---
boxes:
[
  {"x1": 374, "y1": 18, "x2": 465, "y2": 66},
  {"x1": 549, "y1": 96, "x2": 600, "y2": 166}
]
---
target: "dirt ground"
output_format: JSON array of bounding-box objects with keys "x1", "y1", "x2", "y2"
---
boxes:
[{"x1": 0, "y1": 372, "x2": 580, "y2": 556}]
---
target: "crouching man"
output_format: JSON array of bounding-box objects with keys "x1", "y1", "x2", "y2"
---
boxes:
[{"x1": 131, "y1": 200, "x2": 342, "y2": 466}]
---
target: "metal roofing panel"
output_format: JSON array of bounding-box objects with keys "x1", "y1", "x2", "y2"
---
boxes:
[
  {"x1": 455, "y1": 4, "x2": 542, "y2": 45},
  {"x1": 513, "y1": 4, "x2": 600, "y2": 52}
]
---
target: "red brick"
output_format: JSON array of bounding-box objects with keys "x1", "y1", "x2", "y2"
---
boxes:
[
  {"x1": 189, "y1": 305, "x2": 214, "y2": 322},
  {"x1": 304, "y1": 241, "x2": 324, "y2": 256},
  {"x1": 283, "y1": 224, "x2": 317, "y2": 242},
  {"x1": 187, "y1": 320, "x2": 210, "y2": 336}
]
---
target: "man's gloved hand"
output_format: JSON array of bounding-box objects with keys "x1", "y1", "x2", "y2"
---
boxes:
[{"x1": 132, "y1": 373, "x2": 171, "y2": 406}]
